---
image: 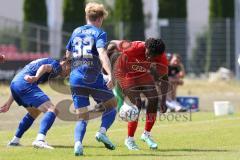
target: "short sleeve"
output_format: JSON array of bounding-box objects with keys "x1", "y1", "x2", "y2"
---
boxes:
[
  {"x1": 121, "y1": 41, "x2": 145, "y2": 57},
  {"x1": 66, "y1": 37, "x2": 73, "y2": 52},
  {"x1": 96, "y1": 32, "x2": 107, "y2": 48},
  {"x1": 114, "y1": 54, "x2": 128, "y2": 80},
  {"x1": 50, "y1": 60, "x2": 62, "y2": 76},
  {"x1": 154, "y1": 53, "x2": 168, "y2": 75},
  {"x1": 118, "y1": 40, "x2": 132, "y2": 52}
]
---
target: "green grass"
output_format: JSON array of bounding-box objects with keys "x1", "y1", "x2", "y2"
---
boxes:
[
  {"x1": 0, "y1": 112, "x2": 240, "y2": 160},
  {"x1": 1, "y1": 80, "x2": 240, "y2": 160}
]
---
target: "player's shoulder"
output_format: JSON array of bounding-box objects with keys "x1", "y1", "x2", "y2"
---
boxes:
[
  {"x1": 48, "y1": 57, "x2": 58, "y2": 63},
  {"x1": 154, "y1": 53, "x2": 168, "y2": 64},
  {"x1": 130, "y1": 41, "x2": 145, "y2": 48},
  {"x1": 74, "y1": 25, "x2": 106, "y2": 38},
  {"x1": 72, "y1": 26, "x2": 83, "y2": 35},
  {"x1": 120, "y1": 41, "x2": 144, "y2": 51},
  {"x1": 129, "y1": 41, "x2": 145, "y2": 55},
  {"x1": 93, "y1": 26, "x2": 106, "y2": 38},
  {"x1": 86, "y1": 25, "x2": 106, "y2": 36},
  {"x1": 35, "y1": 57, "x2": 59, "y2": 65},
  {"x1": 49, "y1": 57, "x2": 60, "y2": 66}
]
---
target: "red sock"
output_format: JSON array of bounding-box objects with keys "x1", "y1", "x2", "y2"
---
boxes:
[
  {"x1": 128, "y1": 121, "x2": 138, "y2": 137},
  {"x1": 145, "y1": 113, "x2": 157, "y2": 132}
]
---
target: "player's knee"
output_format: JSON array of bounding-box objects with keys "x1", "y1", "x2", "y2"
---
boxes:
[
  {"x1": 147, "y1": 98, "x2": 158, "y2": 113},
  {"x1": 52, "y1": 108, "x2": 59, "y2": 116},
  {"x1": 104, "y1": 98, "x2": 118, "y2": 108},
  {"x1": 47, "y1": 106, "x2": 57, "y2": 114},
  {"x1": 28, "y1": 110, "x2": 41, "y2": 119},
  {"x1": 76, "y1": 107, "x2": 89, "y2": 120},
  {"x1": 162, "y1": 107, "x2": 167, "y2": 113},
  {"x1": 39, "y1": 101, "x2": 57, "y2": 114}
]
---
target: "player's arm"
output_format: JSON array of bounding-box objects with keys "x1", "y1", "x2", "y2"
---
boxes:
[
  {"x1": 0, "y1": 94, "x2": 14, "y2": 113},
  {"x1": 178, "y1": 63, "x2": 185, "y2": 79},
  {"x1": 107, "y1": 40, "x2": 131, "y2": 52},
  {"x1": 65, "y1": 50, "x2": 72, "y2": 60},
  {"x1": 159, "y1": 74, "x2": 168, "y2": 113},
  {"x1": 24, "y1": 64, "x2": 53, "y2": 83},
  {"x1": 149, "y1": 63, "x2": 168, "y2": 113},
  {"x1": 98, "y1": 48, "x2": 113, "y2": 89},
  {"x1": 107, "y1": 40, "x2": 122, "y2": 51}
]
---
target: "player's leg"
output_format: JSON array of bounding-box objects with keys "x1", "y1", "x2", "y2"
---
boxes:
[
  {"x1": 74, "y1": 108, "x2": 88, "y2": 156},
  {"x1": 167, "y1": 81, "x2": 186, "y2": 112},
  {"x1": 71, "y1": 86, "x2": 90, "y2": 156},
  {"x1": 140, "y1": 85, "x2": 158, "y2": 149},
  {"x1": 32, "y1": 100, "x2": 57, "y2": 149},
  {"x1": 91, "y1": 86, "x2": 117, "y2": 150},
  {"x1": 123, "y1": 87, "x2": 143, "y2": 150},
  {"x1": 172, "y1": 82, "x2": 177, "y2": 100},
  {"x1": 8, "y1": 108, "x2": 41, "y2": 146},
  {"x1": 17, "y1": 85, "x2": 57, "y2": 149},
  {"x1": 113, "y1": 82, "x2": 124, "y2": 111},
  {"x1": 125, "y1": 99, "x2": 142, "y2": 150},
  {"x1": 96, "y1": 104, "x2": 117, "y2": 150},
  {"x1": 8, "y1": 83, "x2": 43, "y2": 147}
]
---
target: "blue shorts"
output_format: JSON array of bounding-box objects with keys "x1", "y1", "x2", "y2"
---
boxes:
[
  {"x1": 10, "y1": 81, "x2": 50, "y2": 108},
  {"x1": 70, "y1": 74, "x2": 114, "y2": 109}
]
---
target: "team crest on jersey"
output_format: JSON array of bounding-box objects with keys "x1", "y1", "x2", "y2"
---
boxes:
[{"x1": 131, "y1": 64, "x2": 147, "y2": 72}]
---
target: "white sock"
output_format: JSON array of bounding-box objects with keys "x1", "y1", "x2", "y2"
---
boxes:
[
  {"x1": 11, "y1": 136, "x2": 20, "y2": 143},
  {"x1": 36, "y1": 133, "x2": 45, "y2": 141},
  {"x1": 99, "y1": 127, "x2": 106, "y2": 134},
  {"x1": 128, "y1": 136, "x2": 134, "y2": 141},
  {"x1": 144, "y1": 130, "x2": 150, "y2": 137},
  {"x1": 75, "y1": 141, "x2": 82, "y2": 147}
]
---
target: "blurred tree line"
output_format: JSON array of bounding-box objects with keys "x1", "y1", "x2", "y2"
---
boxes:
[
  {"x1": 21, "y1": 0, "x2": 235, "y2": 74},
  {"x1": 158, "y1": 0, "x2": 187, "y2": 67},
  {"x1": 114, "y1": 0, "x2": 144, "y2": 40},
  {"x1": 22, "y1": 0, "x2": 185, "y2": 50},
  {"x1": 192, "y1": 0, "x2": 235, "y2": 74},
  {"x1": 22, "y1": 0, "x2": 47, "y2": 52}
]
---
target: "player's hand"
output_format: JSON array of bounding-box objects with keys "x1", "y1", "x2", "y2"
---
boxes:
[
  {"x1": 0, "y1": 102, "x2": 11, "y2": 113},
  {"x1": 159, "y1": 103, "x2": 168, "y2": 113},
  {"x1": 24, "y1": 75, "x2": 37, "y2": 83},
  {"x1": 149, "y1": 63, "x2": 160, "y2": 81},
  {"x1": 0, "y1": 54, "x2": 5, "y2": 63},
  {"x1": 106, "y1": 76, "x2": 114, "y2": 89}
]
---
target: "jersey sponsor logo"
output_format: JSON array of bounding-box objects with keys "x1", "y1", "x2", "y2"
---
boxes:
[
  {"x1": 72, "y1": 60, "x2": 94, "y2": 67},
  {"x1": 131, "y1": 64, "x2": 147, "y2": 72}
]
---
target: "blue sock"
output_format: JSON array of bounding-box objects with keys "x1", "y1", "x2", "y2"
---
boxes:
[
  {"x1": 74, "y1": 120, "x2": 87, "y2": 143},
  {"x1": 39, "y1": 112, "x2": 56, "y2": 135},
  {"x1": 15, "y1": 113, "x2": 35, "y2": 138},
  {"x1": 101, "y1": 108, "x2": 116, "y2": 131}
]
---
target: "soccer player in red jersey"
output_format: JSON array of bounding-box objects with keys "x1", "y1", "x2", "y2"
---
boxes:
[{"x1": 106, "y1": 38, "x2": 169, "y2": 150}]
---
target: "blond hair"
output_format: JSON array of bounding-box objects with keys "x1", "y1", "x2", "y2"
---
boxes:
[{"x1": 85, "y1": 2, "x2": 108, "y2": 21}]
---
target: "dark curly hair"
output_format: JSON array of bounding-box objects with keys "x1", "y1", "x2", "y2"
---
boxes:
[{"x1": 145, "y1": 38, "x2": 165, "y2": 57}]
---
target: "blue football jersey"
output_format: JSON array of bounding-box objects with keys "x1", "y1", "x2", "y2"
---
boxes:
[
  {"x1": 66, "y1": 25, "x2": 107, "y2": 84},
  {"x1": 12, "y1": 58, "x2": 62, "y2": 85}
]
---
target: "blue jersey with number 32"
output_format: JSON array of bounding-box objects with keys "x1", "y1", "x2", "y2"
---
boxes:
[{"x1": 66, "y1": 25, "x2": 107, "y2": 85}]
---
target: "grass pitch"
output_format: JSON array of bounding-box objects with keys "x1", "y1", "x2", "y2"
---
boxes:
[
  {"x1": 0, "y1": 112, "x2": 240, "y2": 160},
  {"x1": 0, "y1": 80, "x2": 240, "y2": 160}
]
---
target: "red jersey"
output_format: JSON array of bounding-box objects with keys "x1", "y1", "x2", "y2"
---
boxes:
[{"x1": 114, "y1": 41, "x2": 168, "y2": 89}]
